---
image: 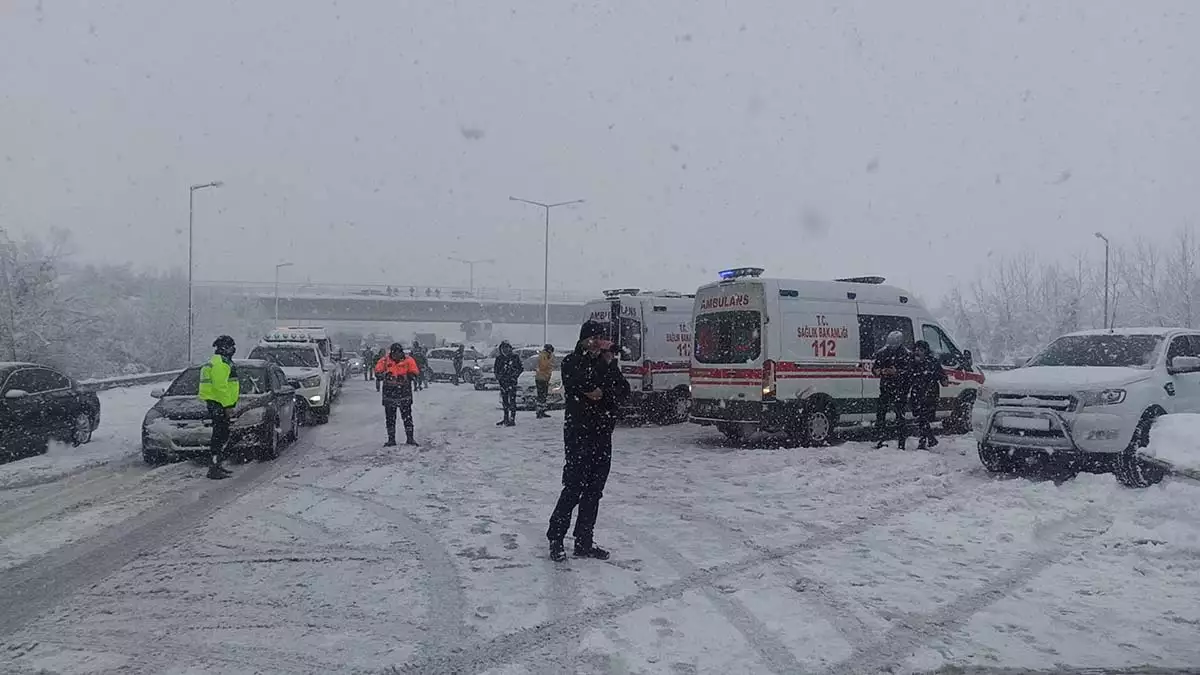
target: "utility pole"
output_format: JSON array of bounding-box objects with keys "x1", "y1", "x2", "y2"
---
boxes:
[
  {"x1": 447, "y1": 257, "x2": 494, "y2": 294},
  {"x1": 1095, "y1": 232, "x2": 1110, "y2": 329},
  {"x1": 274, "y1": 262, "x2": 294, "y2": 323},
  {"x1": 509, "y1": 196, "x2": 585, "y2": 343},
  {"x1": 188, "y1": 180, "x2": 223, "y2": 364}
]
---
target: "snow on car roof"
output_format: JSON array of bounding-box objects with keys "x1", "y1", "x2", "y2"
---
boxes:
[{"x1": 1063, "y1": 327, "x2": 1190, "y2": 337}]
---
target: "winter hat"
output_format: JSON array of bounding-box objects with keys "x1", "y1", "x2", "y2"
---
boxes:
[
  {"x1": 543, "y1": 344, "x2": 555, "y2": 353},
  {"x1": 579, "y1": 320, "x2": 606, "y2": 341}
]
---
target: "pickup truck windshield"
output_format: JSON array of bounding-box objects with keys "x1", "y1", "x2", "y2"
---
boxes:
[{"x1": 1027, "y1": 334, "x2": 1163, "y2": 369}]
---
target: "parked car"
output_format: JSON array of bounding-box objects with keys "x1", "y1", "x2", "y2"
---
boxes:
[
  {"x1": 141, "y1": 359, "x2": 300, "y2": 465},
  {"x1": 973, "y1": 327, "x2": 1199, "y2": 488},
  {"x1": 426, "y1": 346, "x2": 486, "y2": 383},
  {"x1": 0, "y1": 362, "x2": 100, "y2": 460},
  {"x1": 517, "y1": 369, "x2": 565, "y2": 411},
  {"x1": 344, "y1": 354, "x2": 365, "y2": 375}
]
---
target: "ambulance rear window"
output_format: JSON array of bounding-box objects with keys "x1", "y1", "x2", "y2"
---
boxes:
[{"x1": 695, "y1": 311, "x2": 761, "y2": 364}]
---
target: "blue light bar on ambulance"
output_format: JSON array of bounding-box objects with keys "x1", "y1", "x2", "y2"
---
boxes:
[{"x1": 718, "y1": 267, "x2": 765, "y2": 280}]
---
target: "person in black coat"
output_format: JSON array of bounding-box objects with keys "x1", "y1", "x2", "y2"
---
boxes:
[
  {"x1": 452, "y1": 345, "x2": 465, "y2": 386},
  {"x1": 546, "y1": 320, "x2": 613, "y2": 562},
  {"x1": 598, "y1": 342, "x2": 631, "y2": 436},
  {"x1": 871, "y1": 330, "x2": 912, "y2": 449},
  {"x1": 494, "y1": 341, "x2": 524, "y2": 427},
  {"x1": 909, "y1": 340, "x2": 950, "y2": 449}
]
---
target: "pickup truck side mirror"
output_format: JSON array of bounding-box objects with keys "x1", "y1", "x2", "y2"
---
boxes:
[
  {"x1": 4, "y1": 389, "x2": 29, "y2": 400},
  {"x1": 150, "y1": 388, "x2": 166, "y2": 399},
  {"x1": 1169, "y1": 355, "x2": 1200, "y2": 374}
]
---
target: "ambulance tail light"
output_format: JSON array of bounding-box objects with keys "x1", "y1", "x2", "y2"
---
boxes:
[
  {"x1": 762, "y1": 359, "x2": 777, "y2": 401},
  {"x1": 642, "y1": 360, "x2": 654, "y2": 391}
]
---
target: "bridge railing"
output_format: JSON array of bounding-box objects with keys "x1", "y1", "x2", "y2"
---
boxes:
[{"x1": 196, "y1": 281, "x2": 594, "y2": 303}]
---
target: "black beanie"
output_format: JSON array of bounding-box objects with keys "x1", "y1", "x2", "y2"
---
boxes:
[{"x1": 579, "y1": 320, "x2": 606, "y2": 340}]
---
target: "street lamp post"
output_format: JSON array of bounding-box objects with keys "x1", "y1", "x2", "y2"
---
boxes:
[
  {"x1": 188, "y1": 180, "x2": 224, "y2": 364},
  {"x1": 447, "y1": 257, "x2": 494, "y2": 295},
  {"x1": 509, "y1": 196, "x2": 585, "y2": 343},
  {"x1": 274, "y1": 262, "x2": 294, "y2": 323},
  {"x1": 1095, "y1": 232, "x2": 1110, "y2": 329}
]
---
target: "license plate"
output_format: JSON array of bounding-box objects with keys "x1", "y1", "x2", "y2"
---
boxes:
[{"x1": 998, "y1": 415, "x2": 1051, "y2": 431}]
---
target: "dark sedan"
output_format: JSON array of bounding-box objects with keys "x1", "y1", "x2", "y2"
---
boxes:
[
  {"x1": 0, "y1": 362, "x2": 101, "y2": 461},
  {"x1": 141, "y1": 359, "x2": 300, "y2": 465}
]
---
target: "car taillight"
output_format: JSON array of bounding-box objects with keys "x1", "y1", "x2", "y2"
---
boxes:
[
  {"x1": 642, "y1": 360, "x2": 653, "y2": 391},
  {"x1": 762, "y1": 359, "x2": 776, "y2": 400}
]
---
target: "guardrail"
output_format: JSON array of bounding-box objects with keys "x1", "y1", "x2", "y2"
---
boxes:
[
  {"x1": 195, "y1": 280, "x2": 595, "y2": 304},
  {"x1": 78, "y1": 370, "x2": 183, "y2": 393},
  {"x1": 978, "y1": 364, "x2": 1019, "y2": 372}
]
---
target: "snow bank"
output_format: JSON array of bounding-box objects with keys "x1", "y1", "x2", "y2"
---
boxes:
[{"x1": 1141, "y1": 414, "x2": 1200, "y2": 477}]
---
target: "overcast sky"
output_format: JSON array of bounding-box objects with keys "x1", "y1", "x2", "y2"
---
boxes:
[{"x1": 1, "y1": 0, "x2": 1195, "y2": 301}]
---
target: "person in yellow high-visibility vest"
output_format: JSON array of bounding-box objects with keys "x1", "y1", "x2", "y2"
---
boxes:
[{"x1": 199, "y1": 335, "x2": 241, "y2": 480}]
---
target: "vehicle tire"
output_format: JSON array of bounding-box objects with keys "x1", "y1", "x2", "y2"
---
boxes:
[
  {"x1": 797, "y1": 401, "x2": 837, "y2": 447},
  {"x1": 259, "y1": 423, "x2": 281, "y2": 461},
  {"x1": 286, "y1": 406, "x2": 300, "y2": 443},
  {"x1": 943, "y1": 393, "x2": 976, "y2": 435},
  {"x1": 978, "y1": 442, "x2": 1016, "y2": 475},
  {"x1": 717, "y1": 423, "x2": 743, "y2": 442},
  {"x1": 658, "y1": 391, "x2": 690, "y2": 425},
  {"x1": 474, "y1": 383, "x2": 487, "y2": 391},
  {"x1": 1114, "y1": 413, "x2": 1166, "y2": 488},
  {"x1": 70, "y1": 412, "x2": 94, "y2": 447}
]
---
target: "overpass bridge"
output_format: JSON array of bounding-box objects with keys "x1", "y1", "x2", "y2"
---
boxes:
[{"x1": 196, "y1": 281, "x2": 592, "y2": 325}]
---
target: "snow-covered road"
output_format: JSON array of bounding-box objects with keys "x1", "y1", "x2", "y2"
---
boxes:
[{"x1": 1, "y1": 380, "x2": 1198, "y2": 674}]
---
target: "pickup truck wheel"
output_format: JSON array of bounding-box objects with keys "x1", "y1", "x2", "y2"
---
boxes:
[
  {"x1": 1114, "y1": 414, "x2": 1166, "y2": 488},
  {"x1": 311, "y1": 405, "x2": 330, "y2": 425},
  {"x1": 978, "y1": 443, "x2": 1016, "y2": 475}
]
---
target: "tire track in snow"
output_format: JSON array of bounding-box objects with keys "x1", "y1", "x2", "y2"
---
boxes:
[
  {"x1": 279, "y1": 480, "x2": 473, "y2": 666},
  {"x1": 388, "y1": 469, "x2": 981, "y2": 674},
  {"x1": 821, "y1": 507, "x2": 1116, "y2": 675}
]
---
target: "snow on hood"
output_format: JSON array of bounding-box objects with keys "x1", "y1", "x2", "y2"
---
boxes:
[
  {"x1": 280, "y1": 366, "x2": 321, "y2": 380},
  {"x1": 987, "y1": 366, "x2": 1153, "y2": 392}
]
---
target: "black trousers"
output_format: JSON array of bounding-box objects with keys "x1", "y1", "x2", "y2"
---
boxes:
[
  {"x1": 384, "y1": 401, "x2": 414, "y2": 440},
  {"x1": 452, "y1": 365, "x2": 463, "y2": 385},
  {"x1": 535, "y1": 380, "x2": 549, "y2": 412},
  {"x1": 876, "y1": 386, "x2": 908, "y2": 443},
  {"x1": 500, "y1": 384, "x2": 518, "y2": 415},
  {"x1": 547, "y1": 426, "x2": 613, "y2": 547},
  {"x1": 206, "y1": 400, "x2": 230, "y2": 467}
]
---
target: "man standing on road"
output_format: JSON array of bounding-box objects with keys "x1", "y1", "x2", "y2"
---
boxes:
[
  {"x1": 547, "y1": 321, "x2": 614, "y2": 562},
  {"x1": 494, "y1": 341, "x2": 524, "y2": 427},
  {"x1": 452, "y1": 344, "x2": 465, "y2": 386},
  {"x1": 199, "y1": 335, "x2": 240, "y2": 480},
  {"x1": 535, "y1": 343, "x2": 555, "y2": 419},
  {"x1": 361, "y1": 345, "x2": 375, "y2": 382},
  {"x1": 374, "y1": 347, "x2": 386, "y2": 392},
  {"x1": 376, "y1": 342, "x2": 420, "y2": 447},
  {"x1": 872, "y1": 330, "x2": 912, "y2": 450},
  {"x1": 411, "y1": 341, "x2": 429, "y2": 391},
  {"x1": 909, "y1": 340, "x2": 950, "y2": 450}
]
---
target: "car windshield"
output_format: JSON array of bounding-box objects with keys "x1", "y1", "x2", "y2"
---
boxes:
[
  {"x1": 1027, "y1": 334, "x2": 1163, "y2": 369},
  {"x1": 248, "y1": 346, "x2": 320, "y2": 368},
  {"x1": 165, "y1": 366, "x2": 268, "y2": 396}
]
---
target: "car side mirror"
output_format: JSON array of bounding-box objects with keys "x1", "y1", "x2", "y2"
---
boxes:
[
  {"x1": 4, "y1": 389, "x2": 29, "y2": 400},
  {"x1": 1169, "y1": 355, "x2": 1200, "y2": 374},
  {"x1": 150, "y1": 388, "x2": 165, "y2": 399}
]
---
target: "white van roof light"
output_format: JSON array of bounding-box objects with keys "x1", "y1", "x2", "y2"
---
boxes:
[
  {"x1": 835, "y1": 276, "x2": 886, "y2": 285},
  {"x1": 603, "y1": 288, "x2": 642, "y2": 297},
  {"x1": 718, "y1": 267, "x2": 765, "y2": 280}
]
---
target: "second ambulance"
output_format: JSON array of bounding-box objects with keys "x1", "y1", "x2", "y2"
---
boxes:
[{"x1": 689, "y1": 268, "x2": 982, "y2": 444}]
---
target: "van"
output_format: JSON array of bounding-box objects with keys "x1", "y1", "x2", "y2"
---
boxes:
[
  {"x1": 689, "y1": 268, "x2": 982, "y2": 444},
  {"x1": 583, "y1": 289, "x2": 694, "y2": 423}
]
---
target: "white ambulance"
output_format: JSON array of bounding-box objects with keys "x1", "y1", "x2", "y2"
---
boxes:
[
  {"x1": 688, "y1": 268, "x2": 983, "y2": 444},
  {"x1": 582, "y1": 289, "x2": 695, "y2": 423}
]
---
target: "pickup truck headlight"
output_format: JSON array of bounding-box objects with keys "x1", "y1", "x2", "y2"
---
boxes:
[
  {"x1": 300, "y1": 375, "x2": 323, "y2": 388},
  {"x1": 231, "y1": 406, "x2": 267, "y2": 428},
  {"x1": 1079, "y1": 388, "x2": 1126, "y2": 407}
]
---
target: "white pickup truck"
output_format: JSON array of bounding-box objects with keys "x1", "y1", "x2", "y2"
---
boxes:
[{"x1": 973, "y1": 327, "x2": 1200, "y2": 487}]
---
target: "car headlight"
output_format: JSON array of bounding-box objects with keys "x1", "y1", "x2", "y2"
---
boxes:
[
  {"x1": 232, "y1": 406, "x2": 267, "y2": 428},
  {"x1": 1079, "y1": 388, "x2": 1126, "y2": 407},
  {"x1": 300, "y1": 375, "x2": 323, "y2": 388}
]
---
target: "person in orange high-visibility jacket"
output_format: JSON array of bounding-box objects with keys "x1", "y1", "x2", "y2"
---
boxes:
[{"x1": 376, "y1": 342, "x2": 420, "y2": 446}]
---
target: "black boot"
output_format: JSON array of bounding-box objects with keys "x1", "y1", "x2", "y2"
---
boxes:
[
  {"x1": 207, "y1": 465, "x2": 229, "y2": 480},
  {"x1": 926, "y1": 435, "x2": 939, "y2": 448},
  {"x1": 405, "y1": 433, "x2": 418, "y2": 446},
  {"x1": 549, "y1": 540, "x2": 566, "y2": 562},
  {"x1": 506, "y1": 412, "x2": 516, "y2": 427},
  {"x1": 574, "y1": 543, "x2": 610, "y2": 560},
  {"x1": 917, "y1": 438, "x2": 928, "y2": 450}
]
